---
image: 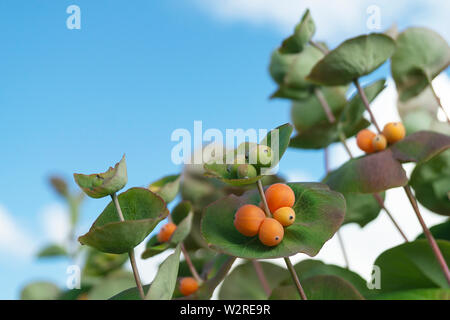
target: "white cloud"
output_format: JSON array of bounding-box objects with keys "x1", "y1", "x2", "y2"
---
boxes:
[
  {"x1": 0, "y1": 205, "x2": 37, "y2": 260},
  {"x1": 194, "y1": 0, "x2": 450, "y2": 44},
  {"x1": 40, "y1": 203, "x2": 71, "y2": 245}
]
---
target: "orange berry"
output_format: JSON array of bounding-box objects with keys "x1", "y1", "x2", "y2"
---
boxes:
[
  {"x1": 372, "y1": 134, "x2": 387, "y2": 151},
  {"x1": 258, "y1": 218, "x2": 284, "y2": 246},
  {"x1": 273, "y1": 207, "x2": 296, "y2": 227},
  {"x1": 383, "y1": 122, "x2": 405, "y2": 144},
  {"x1": 356, "y1": 129, "x2": 376, "y2": 153},
  {"x1": 264, "y1": 183, "x2": 295, "y2": 213},
  {"x1": 179, "y1": 277, "x2": 199, "y2": 296},
  {"x1": 234, "y1": 204, "x2": 266, "y2": 237},
  {"x1": 157, "y1": 222, "x2": 177, "y2": 243}
]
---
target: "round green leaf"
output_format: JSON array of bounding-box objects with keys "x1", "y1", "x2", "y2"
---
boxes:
[
  {"x1": 373, "y1": 239, "x2": 450, "y2": 293},
  {"x1": 291, "y1": 86, "x2": 347, "y2": 132},
  {"x1": 20, "y1": 282, "x2": 61, "y2": 300},
  {"x1": 82, "y1": 249, "x2": 128, "y2": 277},
  {"x1": 306, "y1": 33, "x2": 395, "y2": 85},
  {"x1": 391, "y1": 27, "x2": 450, "y2": 101},
  {"x1": 201, "y1": 182, "x2": 345, "y2": 259},
  {"x1": 270, "y1": 275, "x2": 364, "y2": 300},
  {"x1": 325, "y1": 150, "x2": 408, "y2": 194},
  {"x1": 391, "y1": 131, "x2": 450, "y2": 163},
  {"x1": 149, "y1": 174, "x2": 181, "y2": 204},
  {"x1": 78, "y1": 187, "x2": 169, "y2": 254},
  {"x1": 74, "y1": 154, "x2": 127, "y2": 199},
  {"x1": 283, "y1": 259, "x2": 370, "y2": 297},
  {"x1": 342, "y1": 192, "x2": 383, "y2": 227},
  {"x1": 417, "y1": 220, "x2": 450, "y2": 242},
  {"x1": 219, "y1": 261, "x2": 287, "y2": 300},
  {"x1": 374, "y1": 288, "x2": 450, "y2": 300},
  {"x1": 87, "y1": 270, "x2": 135, "y2": 300},
  {"x1": 36, "y1": 244, "x2": 68, "y2": 258},
  {"x1": 410, "y1": 150, "x2": 450, "y2": 215}
]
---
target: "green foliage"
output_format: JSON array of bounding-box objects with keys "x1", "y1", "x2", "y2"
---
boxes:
[
  {"x1": 342, "y1": 192, "x2": 383, "y2": 227},
  {"x1": 79, "y1": 187, "x2": 169, "y2": 253},
  {"x1": 374, "y1": 288, "x2": 450, "y2": 300},
  {"x1": 146, "y1": 244, "x2": 182, "y2": 300},
  {"x1": 391, "y1": 27, "x2": 450, "y2": 101},
  {"x1": 270, "y1": 275, "x2": 364, "y2": 300},
  {"x1": 202, "y1": 183, "x2": 345, "y2": 259},
  {"x1": 219, "y1": 261, "x2": 287, "y2": 299},
  {"x1": 74, "y1": 155, "x2": 127, "y2": 198},
  {"x1": 307, "y1": 33, "x2": 395, "y2": 85},
  {"x1": 204, "y1": 124, "x2": 293, "y2": 186},
  {"x1": 417, "y1": 220, "x2": 450, "y2": 242},
  {"x1": 82, "y1": 249, "x2": 128, "y2": 277},
  {"x1": 325, "y1": 150, "x2": 408, "y2": 193},
  {"x1": 36, "y1": 244, "x2": 68, "y2": 258},
  {"x1": 87, "y1": 270, "x2": 135, "y2": 300},
  {"x1": 373, "y1": 240, "x2": 450, "y2": 294},
  {"x1": 20, "y1": 282, "x2": 61, "y2": 300},
  {"x1": 410, "y1": 150, "x2": 450, "y2": 215},
  {"x1": 149, "y1": 174, "x2": 181, "y2": 204},
  {"x1": 279, "y1": 9, "x2": 316, "y2": 54}
]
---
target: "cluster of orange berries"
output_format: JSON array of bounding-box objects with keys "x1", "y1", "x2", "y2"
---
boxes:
[
  {"x1": 157, "y1": 222, "x2": 199, "y2": 296},
  {"x1": 356, "y1": 122, "x2": 406, "y2": 153},
  {"x1": 234, "y1": 183, "x2": 296, "y2": 247}
]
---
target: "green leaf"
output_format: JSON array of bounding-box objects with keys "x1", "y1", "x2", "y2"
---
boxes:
[
  {"x1": 20, "y1": 282, "x2": 61, "y2": 300},
  {"x1": 141, "y1": 203, "x2": 193, "y2": 259},
  {"x1": 338, "y1": 79, "x2": 386, "y2": 136},
  {"x1": 219, "y1": 261, "x2": 287, "y2": 299},
  {"x1": 88, "y1": 270, "x2": 135, "y2": 300},
  {"x1": 270, "y1": 275, "x2": 364, "y2": 300},
  {"x1": 201, "y1": 182, "x2": 345, "y2": 259},
  {"x1": 342, "y1": 192, "x2": 383, "y2": 227},
  {"x1": 172, "y1": 201, "x2": 193, "y2": 225},
  {"x1": 284, "y1": 259, "x2": 370, "y2": 297},
  {"x1": 391, "y1": 131, "x2": 450, "y2": 163},
  {"x1": 82, "y1": 249, "x2": 128, "y2": 277},
  {"x1": 373, "y1": 239, "x2": 450, "y2": 293},
  {"x1": 279, "y1": 9, "x2": 316, "y2": 54},
  {"x1": 291, "y1": 86, "x2": 347, "y2": 132},
  {"x1": 391, "y1": 27, "x2": 450, "y2": 101},
  {"x1": 74, "y1": 155, "x2": 127, "y2": 199},
  {"x1": 203, "y1": 124, "x2": 293, "y2": 186},
  {"x1": 417, "y1": 220, "x2": 450, "y2": 242},
  {"x1": 36, "y1": 244, "x2": 68, "y2": 258},
  {"x1": 282, "y1": 46, "x2": 324, "y2": 90},
  {"x1": 374, "y1": 288, "x2": 450, "y2": 300},
  {"x1": 306, "y1": 33, "x2": 395, "y2": 85},
  {"x1": 324, "y1": 150, "x2": 408, "y2": 193},
  {"x1": 149, "y1": 174, "x2": 181, "y2": 204},
  {"x1": 78, "y1": 187, "x2": 169, "y2": 254},
  {"x1": 410, "y1": 150, "x2": 450, "y2": 215},
  {"x1": 146, "y1": 244, "x2": 182, "y2": 300},
  {"x1": 270, "y1": 85, "x2": 311, "y2": 101}
]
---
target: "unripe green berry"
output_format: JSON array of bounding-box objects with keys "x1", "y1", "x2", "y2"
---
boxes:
[
  {"x1": 237, "y1": 164, "x2": 257, "y2": 179},
  {"x1": 249, "y1": 145, "x2": 273, "y2": 167}
]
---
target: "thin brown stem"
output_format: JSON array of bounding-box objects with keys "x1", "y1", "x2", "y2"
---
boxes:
[
  {"x1": 315, "y1": 88, "x2": 336, "y2": 123},
  {"x1": 403, "y1": 185, "x2": 450, "y2": 284},
  {"x1": 308, "y1": 40, "x2": 328, "y2": 54},
  {"x1": 257, "y1": 180, "x2": 271, "y2": 217},
  {"x1": 428, "y1": 81, "x2": 450, "y2": 123},
  {"x1": 181, "y1": 243, "x2": 202, "y2": 283},
  {"x1": 252, "y1": 260, "x2": 271, "y2": 296},
  {"x1": 354, "y1": 79, "x2": 382, "y2": 134},
  {"x1": 284, "y1": 257, "x2": 307, "y2": 300},
  {"x1": 336, "y1": 231, "x2": 350, "y2": 269},
  {"x1": 372, "y1": 193, "x2": 409, "y2": 242},
  {"x1": 256, "y1": 180, "x2": 307, "y2": 299},
  {"x1": 325, "y1": 147, "x2": 350, "y2": 268},
  {"x1": 111, "y1": 193, "x2": 145, "y2": 300}
]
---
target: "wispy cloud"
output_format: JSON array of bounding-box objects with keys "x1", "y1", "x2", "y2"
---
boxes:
[
  {"x1": 0, "y1": 205, "x2": 36, "y2": 260},
  {"x1": 194, "y1": 0, "x2": 450, "y2": 44}
]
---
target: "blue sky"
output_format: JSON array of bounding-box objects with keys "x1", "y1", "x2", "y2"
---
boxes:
[{"x1": 0, "y1": 1, "x2": 449, "y2": 299}]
